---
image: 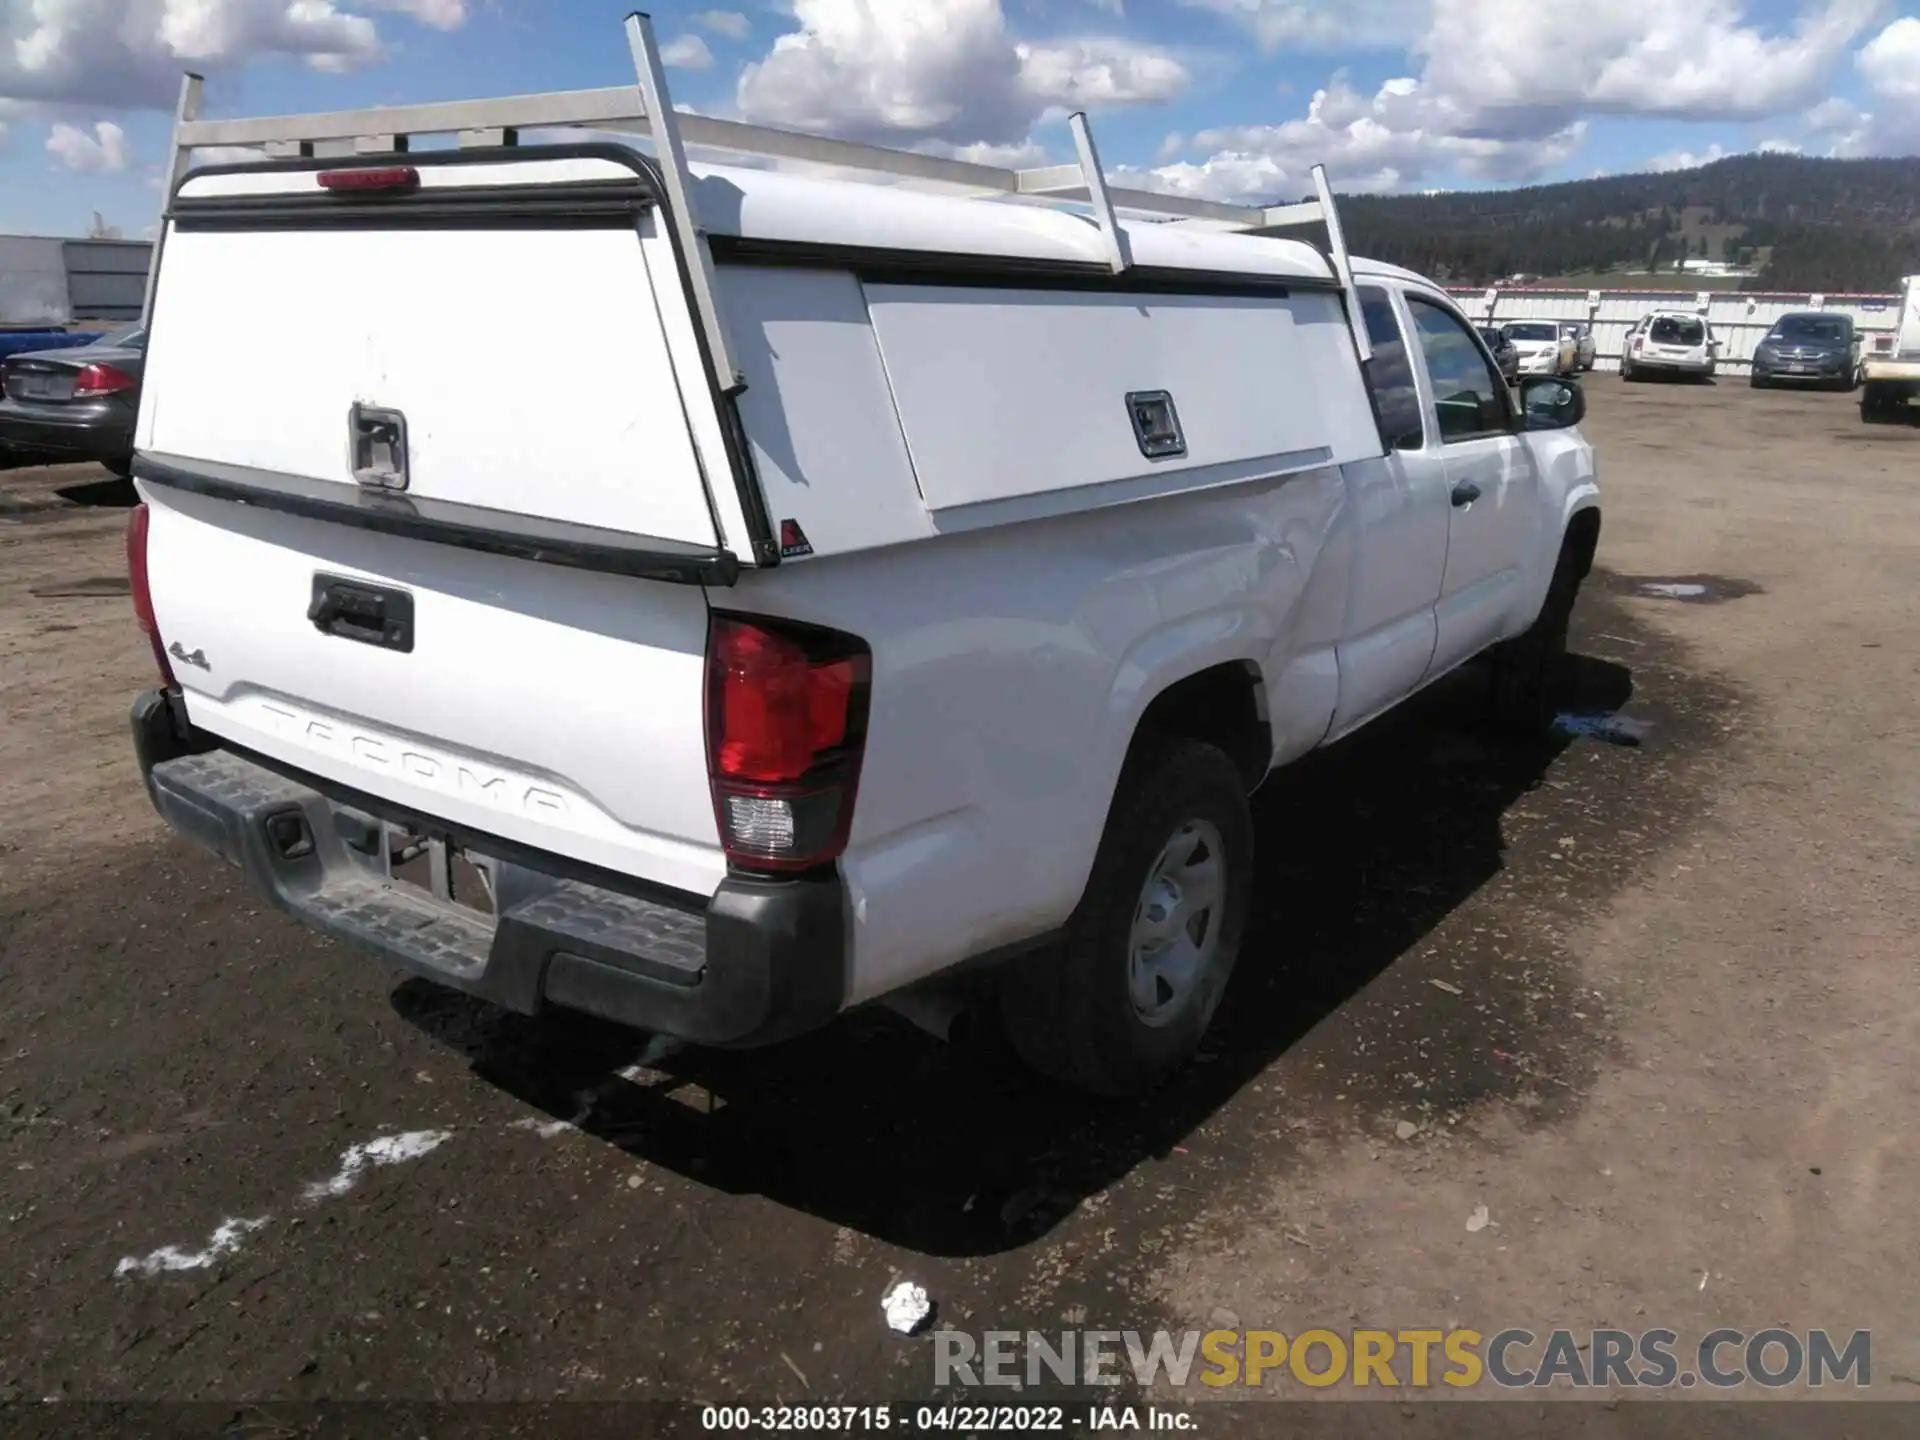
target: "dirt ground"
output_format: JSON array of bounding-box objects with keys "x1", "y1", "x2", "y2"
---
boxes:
[{"x1": 1, "y1": 379, "x2": 1916, "y2": 1424}]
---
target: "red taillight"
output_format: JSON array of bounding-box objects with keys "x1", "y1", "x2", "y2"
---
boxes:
[
  {"x1": 73, "y1": 362, "x2": 136, "y2": 399},
  {"x1": 126, "y1": 503, "x2": 177, "y2": 687},
  {"x1": 705, "y1": 614, "x2": 870, "y2": 873},
  {"x1": 317, "y1": 165, "x2": 420, "y2": 193}
]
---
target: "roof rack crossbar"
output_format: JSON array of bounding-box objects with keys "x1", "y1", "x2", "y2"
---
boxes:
[{"x1": 146, "y1": 16, "x2": 1371, "y2": 354}]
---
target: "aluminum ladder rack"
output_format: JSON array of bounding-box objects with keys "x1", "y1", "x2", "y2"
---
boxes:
[{"x1": 148, "y1": 10, "x2": 1371, "y2": 391}]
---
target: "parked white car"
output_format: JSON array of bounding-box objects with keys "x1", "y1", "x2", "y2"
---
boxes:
[
  {"x1": 124, "y1": 34, "x2": 1603, "y2": 1097},
  {"x1": 1621, "y1": 311, "x2": 1721, "y2": 382},
  {"x1": 1502, "y1": 321, "x2": 1577, "y2": 376}
]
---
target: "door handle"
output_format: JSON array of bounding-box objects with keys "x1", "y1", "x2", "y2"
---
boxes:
[
  {"x1": 309, "y1": 574, "x2": 415, "y2": 652},
  {"x1": 1450, "y1": 480, "x2": 1482, "y2": 508}
]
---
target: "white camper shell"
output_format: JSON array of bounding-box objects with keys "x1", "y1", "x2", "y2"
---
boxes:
[{"x1": 129, "y1": 17, "x2": 1603, "y2": 1096}]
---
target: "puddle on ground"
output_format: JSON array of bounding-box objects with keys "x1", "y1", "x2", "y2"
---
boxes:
[
  {"x1": 28, "y1": 576, "x2": 130, "y2": 598},
  {"x1": 1602, "y1": 572, "x2": 1764, "y2": 604},
  {"x1": 1555, "y1": 710, "x2": 1653, "y2": 746}
]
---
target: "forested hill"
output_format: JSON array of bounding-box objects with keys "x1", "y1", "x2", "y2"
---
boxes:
[{"x1": 1327, "y1": 153, "x2": 1920, "y2": 292}]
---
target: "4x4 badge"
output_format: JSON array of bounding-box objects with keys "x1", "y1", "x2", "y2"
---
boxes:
[{"x1": 168, "y1": 641, "x2": 210, "y2": 671}]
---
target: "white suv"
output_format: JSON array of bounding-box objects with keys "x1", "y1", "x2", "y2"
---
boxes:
[
  {"x1": 123, "y1": 90, "x2": 1602, "y2": 1097},
  {"x1": 1621, "y1": 311, "x2": 1720, "y2": 382}
]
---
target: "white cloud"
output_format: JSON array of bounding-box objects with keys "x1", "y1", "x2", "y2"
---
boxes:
[
  {"x1": 1857, "y1": 16, "x2": 1920, "y2": 104},
  {"x1": 1416, "y1": 0, "x2": 1881, "y2": 140},
  {"x1": 367, "y1": 0, "x2": 466, "y2": 29},
  {"x1": 1806, "y1": 97, "x2": 1865, "y2": 130},
  {"x1": 1757, "y1": 137, "x2": 1802, "y2": 154},
  {"x1": 1797, "y1": 19, "x2": 1920, "y2": 158},
  {"x1": 699, "y1": 0, "x2": 1914, "y2": 206},
  {"x1": 1138, "y1": 0, "x2": 1898, "y2": 200},
  {"x1": 1648, "y1": 142, "x2": 1729, "y2": 172},
  {"x1": 46, "y1": 119, "x2": 130, "y2": 172},
  {"x1": 1802, "y1": 95, "x2": 1874, "y2": 154},
  {"x1": 735, "y1": 0, "x2": 1187, "y2": 149},
  {"x1": 928, "y1": 137, "x2": 1051, "y2": 166},
  {"x1": 1177, "y1": 0, "x2": 1429, "y2": 52},
  {"x1": 737, "y1": 0, "x2": 1030, "y2": 146},
  {"x1": 694, "y1": 9, "x2": 753, "y2": 41},
  {"x1": 662, "y1": 34, "x2": 716, "y2": 70},
  {"x1": 1017, "y1": 38, "x2": 1189, "y2": 107},
  {"x1": 1131, "y1": 71, "x2": 1585, "y2": 202},
  {"x1": 0, "y1": 0, "x2": 470, "y2": 111}
]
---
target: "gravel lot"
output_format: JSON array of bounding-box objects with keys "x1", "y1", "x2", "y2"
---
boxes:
[{"x1": 1, "y1": 379, "x2": 1916, "y2": 1419}]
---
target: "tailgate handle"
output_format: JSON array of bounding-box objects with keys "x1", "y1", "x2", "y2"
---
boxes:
[
  {"x1": 349, "y1": 402, "x2": 410, "y2": 492},
  {"x1": 309, "y1": 575, "x2": 415, "y2": 653}
]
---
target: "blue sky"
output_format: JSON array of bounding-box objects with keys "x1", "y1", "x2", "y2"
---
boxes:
[{"x1": 3, "y1": 0, "x2": 1917, "y2": 239}]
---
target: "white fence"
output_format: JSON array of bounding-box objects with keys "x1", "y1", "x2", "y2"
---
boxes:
[{"x1": 1449, "y1": 287, "x2": 1905, "y2": 375}]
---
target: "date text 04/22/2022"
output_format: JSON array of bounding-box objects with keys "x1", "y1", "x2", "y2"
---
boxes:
[{"x1": 699, "y1": 1406, "x2": 1195, "y2": 1431}]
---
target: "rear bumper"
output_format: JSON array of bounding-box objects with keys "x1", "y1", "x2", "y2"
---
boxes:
[
  {"x1": 131, "y1": 689, "x2": 848, "y2": 1047},
  {"x1": 0, "y1": 400, "x2": 131, "y2": 458},
  {"x1": 1627, "y1": 356, "x2": 1711, "y2": 374}
]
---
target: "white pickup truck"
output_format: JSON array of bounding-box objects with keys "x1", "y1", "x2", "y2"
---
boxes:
[
  {"x1": 126, "y1": 23, "x2": 1601, "y2": 1096},
  {"x1": 1860, "y1": 275, "x2": 1920, "y2": 423}
]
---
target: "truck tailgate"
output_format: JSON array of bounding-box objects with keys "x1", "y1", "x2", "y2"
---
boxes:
[
  {"x1": 134, "y1": 152, "x2": 736, "y2": 897},
  {"x1": 142, "y1": 489, "x2": 726, "y2": 896}
]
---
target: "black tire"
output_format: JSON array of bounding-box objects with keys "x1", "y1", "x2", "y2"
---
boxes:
[
  {"x1": 1749, "y1": 373, "x2": 1766, "y2": 389},
  {"x1": 1487, "y1": 540, "x2": 1582, "y2": 736},
  {"x1": 102, "y1": 455, "x2": 133, "y2": 478},
  {"x1": 1619, "y1": 363, "x2": 1635, "y2": 382},
  {"x1": 1000, "y1": 739, "x2": 1253, "y2": 1098}
]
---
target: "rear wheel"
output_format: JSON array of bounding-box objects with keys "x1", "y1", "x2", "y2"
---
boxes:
[
  {"x1": 1487, "y1": 539, "x2": 1582, "y2": 736},
  {"x1": 1749, "y1": 373, "x2": 1767, "y2": 389},
  {"x1": 1000, "y1": 739, "x2": 1252, "y2": 1098}
]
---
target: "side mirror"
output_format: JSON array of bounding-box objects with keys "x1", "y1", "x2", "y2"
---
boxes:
[{"x1": 1520, "y1": 376, "x2": 1585, "y2": 431}]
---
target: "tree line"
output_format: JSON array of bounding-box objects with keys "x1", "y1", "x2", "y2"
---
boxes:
[{"x1": 1314, "y1": 154, "x2": 1920, "y2": 293}]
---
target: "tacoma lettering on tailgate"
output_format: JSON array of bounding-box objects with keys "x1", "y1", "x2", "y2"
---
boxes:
[{"x1": 257, "y1": 702, "x2": 570, "y2": 816}]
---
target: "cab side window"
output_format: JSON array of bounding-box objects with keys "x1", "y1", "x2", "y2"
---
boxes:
[
  {"x1": 1408, "y1": 297, "x2": 1513, "y2": 442},
  {"x1": 1358, "y1": 286, "x2": 1424, "y2": 452}
]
